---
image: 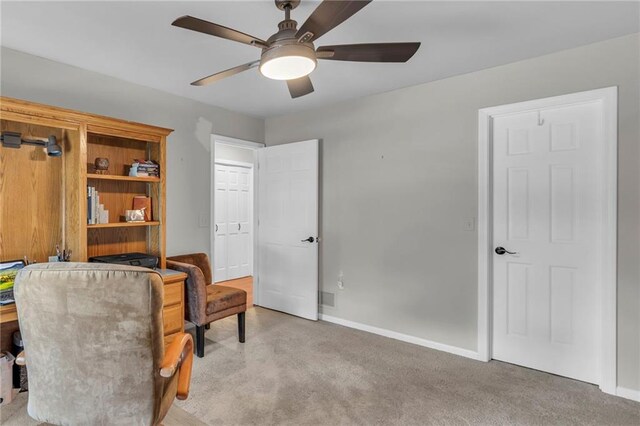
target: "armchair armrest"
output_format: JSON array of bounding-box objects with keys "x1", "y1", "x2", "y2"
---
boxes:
[{"x1": 160, "y1": 333, "x2": 194, "y2": 400}]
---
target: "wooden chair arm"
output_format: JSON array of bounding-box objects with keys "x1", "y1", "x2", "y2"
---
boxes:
[
  {"x1": 159, "y1": 332, "x2": 193, "y2": 400},
  {"x1": 16, "y1": 351, "x2": 26, "y2": 366}
]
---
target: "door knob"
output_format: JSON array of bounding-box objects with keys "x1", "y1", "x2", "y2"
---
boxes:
[
  {"x1": 301, "y1": 237, "x2": 315, "y2": 243},
  {"x1": 495, "y1": 246, "x2": 518, "y2": 255}
]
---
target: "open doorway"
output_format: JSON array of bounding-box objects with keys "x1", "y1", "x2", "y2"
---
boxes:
[{"x1": 211, "y1": 135, "x2": 264, "y2": 308}]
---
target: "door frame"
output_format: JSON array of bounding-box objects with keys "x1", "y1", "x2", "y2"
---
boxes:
[
  {"x1": 476, "y1": 87, "x2": 618, "y2": 394},
  {"x1": 211, "y1": 135, "x2": 265, "y2": 303}
]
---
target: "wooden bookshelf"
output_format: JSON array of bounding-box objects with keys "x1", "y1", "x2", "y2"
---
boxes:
[
  {"x1": 0, "y1": 96, "x2": 173, "y2": 268},
  {"x1": 0, "y1": 97, "x2": 184, "y2": 348}
]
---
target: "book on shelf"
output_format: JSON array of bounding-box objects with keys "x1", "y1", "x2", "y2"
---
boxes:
[
  {"x1": 132, "y1": 159, "x2": 159, "y2": 177},
  {"x1": 132, "y1": 195, "x2": 153, "y2": 221},
  {"x1": 87, "y1": 186, "x2": 109, "y2": 225}
]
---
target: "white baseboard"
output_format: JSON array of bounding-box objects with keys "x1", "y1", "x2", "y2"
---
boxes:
[
  {"x1": 616, "y1": 386, "x2": 640, "y2": 402},
  {"x1": 319, "y1": 314, "x2": 482, "y2": 361}
]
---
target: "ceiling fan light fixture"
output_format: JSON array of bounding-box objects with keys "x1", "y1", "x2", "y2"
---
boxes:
[{"x1": 259, "y1": 44, "x2": 317, "y2": 80}]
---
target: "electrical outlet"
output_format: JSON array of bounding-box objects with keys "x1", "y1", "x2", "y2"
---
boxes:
[
  {"x1": 337, "y1": 272, "x2": 344, "y2": 290},
  {"x1": 319, "y1": 291, "x2": 335, "y2": 307}
]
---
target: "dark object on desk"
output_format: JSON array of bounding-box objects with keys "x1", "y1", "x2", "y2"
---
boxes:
[
  {"x1": 167, "y1": 253, "x2": 246, "y2": 358},
  {"x1": 0, "y1": 132, "x2": 62, "y2": 157},
  {"x1": 89, "y1": 252, "x2": 158, "y2": 269}
]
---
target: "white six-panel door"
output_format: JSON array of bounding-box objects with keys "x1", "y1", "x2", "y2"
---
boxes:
[
  {"x1": 258, "y1": 140, "x2": 319, "y2": 320},
  {"x1": 492, "y1": 102, "x2": 603, "y2": 384},
  {"x1": 214, "y1": 164, "x2": 252, "y2": 282}
]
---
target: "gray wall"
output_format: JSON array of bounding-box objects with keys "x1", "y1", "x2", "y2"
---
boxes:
[
  {"x1": 265, "y1": 34, "x2": 640, "y2": 391},
  {"x1": 215, "y1": 143, "x2": 255, "y2": 164},
  {"x1": 0, "y1": 47, "x2": 264, "y2": 258}
]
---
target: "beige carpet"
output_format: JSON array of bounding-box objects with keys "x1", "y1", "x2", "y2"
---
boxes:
[
  {"x1": 3, "y1": 308, "x2": 639, "y2": 425},
  {"x1": 176, "y1": 307, "x2": 640, "y2": 425}
]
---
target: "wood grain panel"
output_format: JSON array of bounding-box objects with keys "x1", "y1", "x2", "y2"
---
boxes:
[
  {"x1": 86, "y1": 134, "x2": 147, "y2": 176},
  {"x1": 148, "y1": 140, "x2": 165, "y2": 267},
  {"x1": 0, "y1": 319, "x2": 19, "y2": 353},
  {"x1": 163, "y1": 331, "x2": 179, "y2": 351},
  {"x1": 86, "y1": 173, "x2": 159, "y2": 183},
  {"x1": 63, "y1": 126, "x2": 85, "y2": 261},
  {"x1": 0, "y1": 304, "x2": 18, "y2": 323},
  {"x1": 163, "y1": 304, "x2": 183, "y2": 335},
  {"x1": 87, "y1": 227, "x2": 147, "y2": 258},
  {"x1": 163, "y1": 282, "x2": 183, "y2": 307},
  {"x1": 0, "y1": 121, "x2": 66, "y2": 262},
  {"x1": 87, "y1": 179, "x2": 154, "y2": 223},
  {"x1": 87, "y1": 124, "x2": 162, "y2": 143}
]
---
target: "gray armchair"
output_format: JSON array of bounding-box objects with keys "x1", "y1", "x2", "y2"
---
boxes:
[{"x1": 14, "y1": 262, "x2": 193, "y2": 426}]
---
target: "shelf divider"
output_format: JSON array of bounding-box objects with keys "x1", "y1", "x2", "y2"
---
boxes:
[
  {"x1": 87, "y1": 173, "x2": 160, "y2": 183},
  {"x1": 87, "y1": 221, "x2": 160, "y2": 229}
]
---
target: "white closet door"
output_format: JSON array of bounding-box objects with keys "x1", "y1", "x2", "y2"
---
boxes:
[
  {"x1": 214, "y1": 165, "x2": 228, "y2": 282},
  {"x1": 237, "y1": 168, "x2": 252, "y2": 278},
  {"x1": 214, "y1": 163, "x2": 253, "y2": 283},
  {"x1": 226, "y1": 167, "x2": 241, "y2": 279}
]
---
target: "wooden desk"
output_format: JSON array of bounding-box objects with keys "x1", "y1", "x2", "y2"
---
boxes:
[
  {"x1": 0, "y1": 304, "x2": 18, "y2": 324},
  {"x1": 158, "y1": 269, "x2": 187, "y2": 349},
  {"x1": 0, "y1": 304, "x2": 20, "y2": 353},
  {"x1": 0, "y1": 269, "x2": 187, "y2": 351}
]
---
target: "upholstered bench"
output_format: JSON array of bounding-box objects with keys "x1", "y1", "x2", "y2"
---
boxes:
[{"x1": 167, "y1": 253, "x2": 246, "y2": 358}]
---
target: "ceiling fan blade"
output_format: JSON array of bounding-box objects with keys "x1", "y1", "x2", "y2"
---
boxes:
[
  {"x1": 287, "y1": 76, "x2": 314, "y2": 98},
  {"x1": 316, "y1": 42, "x2": 421, "y2": 62},
  {"x1": 191, "y1": 61, "x2": 260, "y2": 86},
  {"x1": 172, "y1": 15, "x2": 267, "y2": 48},
  {"x1": 295, "y1": 0, "x2": 372, "y2": 43}
]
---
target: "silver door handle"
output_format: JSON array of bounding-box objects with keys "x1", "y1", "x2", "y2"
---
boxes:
[
  {"x1": 215, "y1": 224, "x2": 218, "y2": 232},
  {"x1": 238, "y1": 223, "x2": 241, "y2": 231}
]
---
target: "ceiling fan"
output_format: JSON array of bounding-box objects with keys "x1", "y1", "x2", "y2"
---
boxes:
[{"x1": 172, "y1": 0, "x2": 420, "y2": 98}]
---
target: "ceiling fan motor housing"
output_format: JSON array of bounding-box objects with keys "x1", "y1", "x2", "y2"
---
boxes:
[{"x1": 259, "y1": 20, "x2": 317, "y2": 80}]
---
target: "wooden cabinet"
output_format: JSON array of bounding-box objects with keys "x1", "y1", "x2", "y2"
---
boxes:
[
  {"x1": 0, "y1": 97, "x2": 183, "y2": 348},
  {"x1": 0, "y1": 96, "x2": 172, "y2": 267},
  {"x1": 161, "y1": 270, "x2": 186, "y2": 348}
]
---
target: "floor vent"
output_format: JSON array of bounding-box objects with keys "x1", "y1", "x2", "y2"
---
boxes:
[{"x1": 319, "y1": 291, "x2": 335, "y2": 307}]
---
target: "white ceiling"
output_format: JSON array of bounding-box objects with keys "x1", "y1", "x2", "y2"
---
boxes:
[{"x1": 1, "y1": 1, "x2": 638, "y2": 118}]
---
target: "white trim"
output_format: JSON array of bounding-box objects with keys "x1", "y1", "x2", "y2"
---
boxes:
[
  {"x1": 477, "y1": 87, "x2": 618, "y2": 394},
  {"x1": 212, "y1": 134, "x2": 265, "y2": 149},
  {"x1": 215, "y1": 159, "x2": 254, "y2": 169},
  {"x1": 319, "y1": 314, "x2": 482, "y2": 361},
  {"x1": 616, "y1": 387, "x2": 640, "y2": 402},
  {"x1": 210, "y1": 135, "x2": 263, "y2": 304}
]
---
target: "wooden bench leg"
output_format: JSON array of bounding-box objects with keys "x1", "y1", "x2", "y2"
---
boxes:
[
  {"x1": 238, "y1": 312, "x2": 245, "y2": 343},
  {"x1": 195, "y1": 325, "x2": 205, "y2": 358}
]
